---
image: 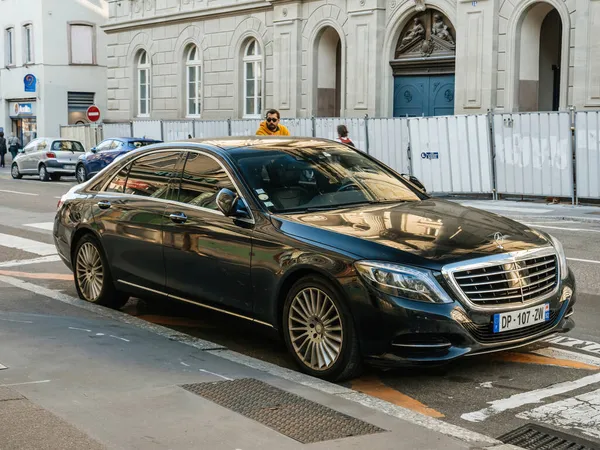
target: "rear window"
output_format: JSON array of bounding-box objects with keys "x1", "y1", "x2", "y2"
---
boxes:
[
  {"x1": 52, "y1": 140, "x2": 85, "y2": 152},
  {"x1": 129, "y1": 141, "x2": 156, "y2": 149}
]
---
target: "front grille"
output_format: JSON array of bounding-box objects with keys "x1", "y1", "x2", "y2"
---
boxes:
[
  {"x1": 463, "y1": 308, "x2": 561, "y2": 344},
  {"x1": 453, "y1": 254, "x2": 558, "y2": 307}
]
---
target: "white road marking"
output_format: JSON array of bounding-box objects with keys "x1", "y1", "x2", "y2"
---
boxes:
[
  {"x1": 0, "y1": 189, "x2": 38, "y2": 196},
  {"x1": 109, "y1": 335, "x2": 130, "y2": 342},
  {"x1": 567, "y1": 257, "x2": 600, "y2": 265},
  {"x1": 198, "y1": 369, "x2": 232, "y2": 381},
  {"x1": 0, "y1": 380, "x2": 51, "y2": 387},
  {"x1": 0, "y1": 255, "x2": 62, "y2": 268},
  {"x1": 0, "y1": 317, "x2": 33, "y2": 324},
  {"x1": 95, "y1": 333, "x2": 105, "y2": 336},
  {"x1": 68, "y1": 327, "x2": 92, "y2": 332},
  {"x1": 24, "y1": 222, "x2": 54, "y2": 231},
  {"x1": 0, "y1": 233, "x2": 56, "y2": 256},
  {"x1": 0, "y1": 363, "x2": 6, "y2": 370},
  {"x1": 532, "y1": 347, "x2": 600, "y2": 367},
  {"x1": 461, "y1": 203, "x2": 552, "y2": 214},
  {"x1": 525, "y1": 224, "x2": 600, "y2": 233},
  {"x1": 517, "y1": 388, "x2": 600, "y2": 440},
  {"x1": 544, "y1": 336, "x2": 600, "y2": 355},
  {"x1": 462, "y1": 372, "x2": 600, "y2": 422},
  {"x1": 180, "y1": 362, "x2": 190, "y2": 367}
]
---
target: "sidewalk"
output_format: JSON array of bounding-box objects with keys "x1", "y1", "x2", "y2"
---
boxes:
[
  {"x1": 455, "y1": 199, "x2": 600, "y2": 222},
  {"x1": 0, "y1": 277, "x2": 516, "y2": 450}
]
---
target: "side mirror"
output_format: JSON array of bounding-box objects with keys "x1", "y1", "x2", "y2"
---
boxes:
[
  {"x1": 216, "y1": 188, "x2": 250, "y2": 219},
  {"x1": 18, "y1": 148, "x2": 25, "y2": 154},
  {"x1": 402, "y1": 173, "x2": 427, "y2": 193},
  {"x1": 90, "y1": 147, "x2": 97, "y2": 153}
]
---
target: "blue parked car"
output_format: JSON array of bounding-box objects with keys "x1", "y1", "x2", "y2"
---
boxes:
[{"x1": 76, "y1": 137, "x2": 162, "y2": 183}]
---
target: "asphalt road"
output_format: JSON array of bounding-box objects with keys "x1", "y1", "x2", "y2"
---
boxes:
[{"x1": 1, "y1": 166, "x2": 600, "y2": 446}]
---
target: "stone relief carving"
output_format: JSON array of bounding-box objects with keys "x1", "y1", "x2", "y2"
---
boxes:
[
  {"x1": 414, "y1": 0, "x2": 426, "y2": 12},
  {"x1": 395, "y1": 10, "x2": 456, "y2": 58}
]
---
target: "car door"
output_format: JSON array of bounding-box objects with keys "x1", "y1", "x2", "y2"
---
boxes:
[
  {"x1": 162, "y1": 150, "x2": 255, "y2": 314},
  {"x1": 18, "y1": 139, "x2": 39, "y2": 173},
  {"x1": 86, "y1": 140, "x2": 113, "y2": 175},
  {"x1": 92, "y1": 150, "x2": 183, "y2": 294}
]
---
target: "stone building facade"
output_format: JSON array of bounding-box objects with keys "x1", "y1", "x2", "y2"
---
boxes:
[{"x1": 103, "y1": 0, "x2": 592, "y2": 121}]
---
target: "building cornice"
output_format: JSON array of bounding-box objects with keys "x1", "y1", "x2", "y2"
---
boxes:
[{"x1": 102, "y1": 1, "x2": 275, "y2": 32}]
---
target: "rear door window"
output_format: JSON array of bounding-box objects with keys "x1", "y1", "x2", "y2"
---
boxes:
[
  {"x1": 105, "y1": 165, "x2": 131, "y2": 193},
  {"x1": 123, "y1": 151, "x2": 182, "y2": 199}
]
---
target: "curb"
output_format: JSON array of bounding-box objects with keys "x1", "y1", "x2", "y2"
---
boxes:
[{"x1": 0, "y1": 273, "x2": 516, "y2": 449}]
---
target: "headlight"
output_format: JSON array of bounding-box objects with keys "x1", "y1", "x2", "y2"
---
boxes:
[
  {"x1": 355, "y1": 261, "x2": 452, "y2": 304},
  {"x1": 547, "y1": 234, "x2": 568, "y2": 280}
]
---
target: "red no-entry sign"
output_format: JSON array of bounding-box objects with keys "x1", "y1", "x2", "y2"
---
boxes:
[{"x1": 86, "y1": 105, "x2": 101, "y2": 123}]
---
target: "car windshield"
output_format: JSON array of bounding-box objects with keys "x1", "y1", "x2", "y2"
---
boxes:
[
  {"x1": 52, "y1": 140, "x2": 85, "y2": 152},
  {"x1": 229, "y1": 142, "x2": 423, "y2": 213}
]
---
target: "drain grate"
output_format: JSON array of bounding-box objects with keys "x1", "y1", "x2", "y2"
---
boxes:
[
  {"x1": 181, "y1": 378, "x2": 385, "y2": 443},
  {"x1": 499, "y1": 423, "x2": 600, "y2": 449}
]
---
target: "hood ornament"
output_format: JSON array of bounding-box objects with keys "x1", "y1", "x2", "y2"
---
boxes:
[{"x1": 493, "y1": 232, "x2": 508, "y2": 250}]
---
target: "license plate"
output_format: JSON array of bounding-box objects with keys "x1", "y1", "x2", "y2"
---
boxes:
[
  {"x1": 64, "y1": 165, "x2": 75, "y2": 169},
  {"x1": 493, "y1": 303, "x2": 550, "y2": 333}
]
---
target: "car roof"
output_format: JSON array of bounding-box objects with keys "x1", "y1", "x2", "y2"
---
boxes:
[
  {"x1": 170, "y1": 136, "x2": 346, "y2": 154},
  {"x1": 114, "y1": 137, "x2": 161, "y2": 141}
]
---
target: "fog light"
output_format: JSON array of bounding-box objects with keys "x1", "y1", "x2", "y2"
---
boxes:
[
  {"x1": 451, "y1": 308, "x2": 471, "y2": 324},
  {"x1": 560, "y1": 287, "x2": 573, "y2": 303}
]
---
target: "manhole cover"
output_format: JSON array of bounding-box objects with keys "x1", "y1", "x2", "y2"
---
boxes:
[
  {"x1": 499, "y1": 423, "x2": 599, "y2": 449},
  {"x1": 181, "y1": 378, "x2": 385, "y2": 443}
]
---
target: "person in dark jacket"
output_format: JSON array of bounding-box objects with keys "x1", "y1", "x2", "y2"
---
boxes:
[
  {"x1": 0, "y1": 132, "x2": 7, "y2": 168},
  {"x1": 336, "y1": 125, "x2": 355, "y2": 147},
  {"x1": 8, "y1": 134, "x2": 21, "y2": 161}
]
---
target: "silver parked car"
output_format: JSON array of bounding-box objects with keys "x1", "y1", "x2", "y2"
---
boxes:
[{"x1": 11, "y1": 138, "x2": 85, "y2": 181}]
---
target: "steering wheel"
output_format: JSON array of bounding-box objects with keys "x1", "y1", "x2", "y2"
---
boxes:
[{"x1": 337, "y1": 182, "x2": 360, "y2": 192}]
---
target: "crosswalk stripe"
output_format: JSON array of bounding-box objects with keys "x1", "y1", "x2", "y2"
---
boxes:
[
  {"x1": 24, "y1": 222, "x2": 54, "y2": 231},
  {"x1": 0, "y1": 233, "x2": 56, "y2": 256}
]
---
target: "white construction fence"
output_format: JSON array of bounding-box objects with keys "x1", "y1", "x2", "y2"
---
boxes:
[{"x1": 60, "y1": 110, "x2": 590, "y2": 201}]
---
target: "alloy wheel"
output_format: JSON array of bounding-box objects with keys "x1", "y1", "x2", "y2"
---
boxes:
[
  {"x1": 77, "y1": 166, "x2": 86, "y2": 183},
  {"x1": 11, "y1": 165, "x2": 19, "y2": 178},
  {"x1": 39, "y1": 166, "x2": 47, "y2": 181},
  {"x1": 288, "y1": 287, "x2": 343, "y2": 371},
  {"x1": 75, "y1": 242, "x2": 104, "y2": 302}
]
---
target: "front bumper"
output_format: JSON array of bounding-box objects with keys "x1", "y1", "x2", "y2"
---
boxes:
[{"x1": 345, "y1": 269, "x2": 576, "y2": 367}]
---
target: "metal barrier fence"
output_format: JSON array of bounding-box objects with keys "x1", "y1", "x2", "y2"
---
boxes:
[{"x1": 61, "y1": 109, "x2": 594, "y2": 201}]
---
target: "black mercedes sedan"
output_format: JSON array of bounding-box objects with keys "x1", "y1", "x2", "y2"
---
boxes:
[{"x1": 53, "y1": 137, "x2": 576, "y2": 381}]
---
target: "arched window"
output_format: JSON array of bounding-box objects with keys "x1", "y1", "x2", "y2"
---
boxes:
[
  {"x1": 186, "y1": 45, "x2": 202, "y2": 117},
  {"x1": 137, "y1": 50, "x2": 151, "y2": 117},
  {"x1": 243, "y1": 39, "x2": 262, "y2": 117}
]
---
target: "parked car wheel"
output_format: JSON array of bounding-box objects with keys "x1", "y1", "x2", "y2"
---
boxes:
[
  {"x1": 76, "y1": 164, "x2": 87, "y2": 183},
  {"x1": 73, "y1": 234, "x2": 129, "y2": 309},
  {"x1": 11, "y1": 164, "x2": 22, "y2": 179},
  {"x1": 39, "y1": 165, "x2": 50, "y2": 182},
  {"x1": 282, "y1": 275, "x2": 363, "y2": 381}
]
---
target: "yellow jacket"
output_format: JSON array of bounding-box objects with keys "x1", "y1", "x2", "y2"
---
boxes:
[{"x1": 256, "y1": 121, "x2": 290, "y2": 136}]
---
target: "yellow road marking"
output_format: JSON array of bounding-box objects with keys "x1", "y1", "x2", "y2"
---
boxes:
[
  {"x1": 493, "y1": 352, "x2": 599, "y2": 371},
  {"x1": 351, "y1": 376, "x2": 444, "y2": 418},
  {"x1": 0, "y1": 270, "x2": 73, "y2": 281}
]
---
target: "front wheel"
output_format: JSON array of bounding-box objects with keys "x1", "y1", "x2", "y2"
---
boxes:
[
  {"x1": 11, "y1": 164, "x2": 22, "y2": 179},
  {"x1": 76, "y1": 164, "x2": 87, "y2": 183},
  {"x1": 282, "y1": 276, "x2": 363, "y2": 381},
  {"x1": 73, "y1": 235, "x2": 129, "y2": 309},
  {"x1": 39, "y1": 165, "x2": 50, "y2": 182}
]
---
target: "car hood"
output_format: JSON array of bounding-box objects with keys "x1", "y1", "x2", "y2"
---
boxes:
[{"x1": 273, "y1": 199, "x2": 551, "y2": 269}]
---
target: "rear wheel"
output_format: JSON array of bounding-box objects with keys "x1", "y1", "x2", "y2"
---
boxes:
[
  {"x1": 11, "y1": 164, "x2": 22, "y2": 179},
  {"x1": 73, "y1": 235, "x2": 129, "y2": 309},
  {"x1": 76, "y1": 164, "x2": 87, "y2": 183},
  {"x1": 282, "y1": 275, "x2": 363, "y2": 381},
  {"x1": 38, "y1": 165, "x2": 50, "y2": 182}
]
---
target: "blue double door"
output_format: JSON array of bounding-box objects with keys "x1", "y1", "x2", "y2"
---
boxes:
[{"x1": 393, "y1": 75, "x2": 455, "y2": 117}]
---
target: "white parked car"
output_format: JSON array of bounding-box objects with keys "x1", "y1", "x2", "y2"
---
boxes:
[{"x1": 11, "y1": 138, "x2": 85, "y2": 181}]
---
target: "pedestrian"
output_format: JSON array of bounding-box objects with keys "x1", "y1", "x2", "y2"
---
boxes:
[
  {"x1": 336, "y1": 125, "x2": 355, "y2": 147},
  {"x1": 187, "y1": 134, "x2": 192, "y2": 139},
  {"x1": 256, "y1": 109, "x2": 290, "y2": 136},
  {"x1": 0, "y1": 132, "x2": 6, "y2": 168},
  {"x1": 7, "y1": 134, "x2": 21, "y2": 161}
]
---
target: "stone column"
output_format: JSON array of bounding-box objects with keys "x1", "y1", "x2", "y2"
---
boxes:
[
  {"x1": 454, "y1": 0, "x2": 498, "y2": 114},
  {"x1": 272, "y1": 1, "x2": 302, "y2": 117}
]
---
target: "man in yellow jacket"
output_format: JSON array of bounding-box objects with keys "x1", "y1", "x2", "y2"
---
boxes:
[{"x1": 256, "y1": 109, "x2": 290, "y2": 136}]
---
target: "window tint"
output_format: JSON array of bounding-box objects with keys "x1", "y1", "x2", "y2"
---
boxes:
[
  {"x1": 110, "y1": 140, "x2": 122, "y2": 150},
  {"x1": 96, "y1": 140, "x2": 113, "y2": 151},
  {"x1": 52, "y1": 141, "x2": 84, "y2": 152},
  {"x1": 36, "y1": 140, "x2": 48, "y2": 151},
  {"x1": 105, "y1": 165, "x2": 130, "y2": 194},
  {"x1": 124, "y1": 151, "x2": 181, "y2": 198},
  {"x1": 176, "y1": 152, "x2": 236, "y2": 210}
]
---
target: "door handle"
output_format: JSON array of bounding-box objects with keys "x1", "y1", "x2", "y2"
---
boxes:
[
  {"x1": 97, "y1": 201, "x2": 111, "y2": 210},
  {"x1": 169, "y1": 212, "x2": 187, "y2": 224}
]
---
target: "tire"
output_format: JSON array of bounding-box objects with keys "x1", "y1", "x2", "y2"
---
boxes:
[
  {"x1": 73, "y1": 234, "x2": 129, "y2": 309},
  {"x1": 39, "y1": 165, "x2": 50, "y2": 182},
  {"x1": 76, "y1": 164, "x2": 87, "y2": 183},
  {"x1": 11, "y1": 164, "x2": 22, "y2": 179},
  {"x1": 282, "y1": 275, "x2": 363, "y2": 381}
]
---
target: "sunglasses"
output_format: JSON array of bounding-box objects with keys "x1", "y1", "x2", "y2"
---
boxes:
[{"x1": 266, "y1": 118, "x2": 279, "y2": 123}]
